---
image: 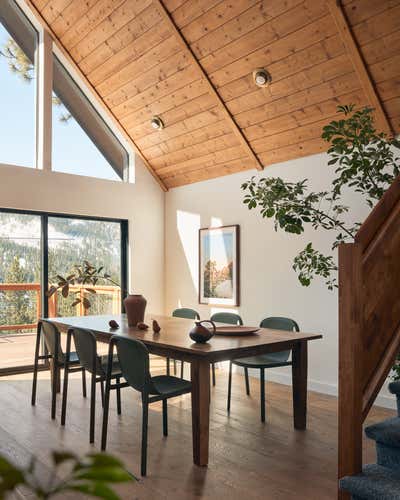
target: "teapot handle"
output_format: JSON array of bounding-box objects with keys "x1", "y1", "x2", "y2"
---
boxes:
[{"x1": 198, "y1": 320, "x2": 216, "y2": 334}]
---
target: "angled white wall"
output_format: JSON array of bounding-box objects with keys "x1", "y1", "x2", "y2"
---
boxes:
[
  {"x1": 165, "y1": 152, "x2": 395, "y2": 409},
  {"x1": 0, "y1": 155, "x2": 165, "y2": 314}
]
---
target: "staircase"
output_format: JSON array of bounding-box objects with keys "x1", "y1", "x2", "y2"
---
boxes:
[{"x1": 340, "y1": 382, "x2": 400, "y2": 499}]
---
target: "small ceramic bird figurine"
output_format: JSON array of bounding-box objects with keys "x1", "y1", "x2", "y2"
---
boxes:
[{"x1": 152, "y1": 319, "x2": 161, "y2": 333}]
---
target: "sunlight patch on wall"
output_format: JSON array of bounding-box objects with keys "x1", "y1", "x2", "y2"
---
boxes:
[{"x1": 176, "y1": 210, "x2": 200, "y2": 292}]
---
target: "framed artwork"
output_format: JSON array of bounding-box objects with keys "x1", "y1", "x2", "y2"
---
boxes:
[{"x1": 199, "y1": 225, "x2": 240, "y2": 306}]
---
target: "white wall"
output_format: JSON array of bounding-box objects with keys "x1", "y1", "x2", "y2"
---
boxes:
[
  {"x1": 0, "y1": 156, "x2": 165, "y2": 314},
  {"x1": 165, "y1": 153, "x2": 395, "y2": 408}
]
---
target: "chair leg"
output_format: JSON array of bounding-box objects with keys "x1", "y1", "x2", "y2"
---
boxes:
[
  {"x1": 61, "y1": 363, "x2": 69, "y2": 426},
  {"x1": 180, "y1": 361, "x2": 184, "y2": 379},
  {"x1": 61, "y1": 331, "x2": 72, "y2": 425},
  {"x1": 166, "y1": 357, "x2": 170, "y2": 376},
  {"x1": 51, "y1": 361, "x2": 58, "y2": 420},
  {"x1": 116, "y1": 376, "x2": 122, "y2": 415},
  {"x1": 162, "y1": 399, "x2": 168, "y2": 437},
  {"x1": 211, "y1": 363, "x2": 216, "y2": 386},
  {"x1": 81, "y1": 368, "x2": 87, "y2": 398},
  {"x1": 89, "y1": 374, "x2": 96, "y2": 444},
  {"x1": 100, "y1": 380, "x2": 105, "y2": 408},
  {"x1": 244, "y1": 367, "x2": 250, "y2": 395},
  {"x1": 260, "y1": 368, "x2": 265, "y2": 423},
  {"x1": 141, "y1": 395, "x2": 149, "y2": 476},
  {"x1": 31, "y1": 325, "x2": 41, "y2": 406},
  {"x1": 227, "y1": 361, "x2": 233, "y2": 412},
  {"x1": 101, "y1": 375, "x2": 112, "y2": 451}
]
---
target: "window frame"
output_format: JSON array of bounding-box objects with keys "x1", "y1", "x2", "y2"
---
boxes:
[
  {"x1": 0, "y1": 206, "x2": 129, "y2": 376},
  {"x1": 0, "y1": 0, "x2": 133, "y2": 181}
]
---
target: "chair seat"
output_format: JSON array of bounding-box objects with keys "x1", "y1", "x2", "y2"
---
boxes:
[
  {"x1": 233, "y1": 354, "x2": 291, "y2": 368},
  {"x1": 68, "y1": 351, "x2": 81, "y2": 364},
  {"x1": 100, "y1": 354, "x2": 122, "y2": 377},
  {"x1": 151, "y1": 375, "x2": 191, "y2": 396}
]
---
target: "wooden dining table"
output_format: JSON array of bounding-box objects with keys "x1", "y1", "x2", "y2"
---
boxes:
[{"x1": 49, "y1": 313, "x2": 322, "y2": 467}]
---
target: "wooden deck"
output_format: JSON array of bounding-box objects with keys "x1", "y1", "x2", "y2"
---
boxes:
[{"x1": 0, "y1": 363, "x2": 395, "y2": 499}]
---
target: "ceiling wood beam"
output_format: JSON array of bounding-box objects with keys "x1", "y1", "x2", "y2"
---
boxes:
[
  {"x1": 153, "y1": 0, "x2": 263, "y2": 171},
  {"x1": 23, "y1": 0, "x2": 168, "y2": 191},
  {"x1": 326, "y1": 0, "x2": 393, "y2": 137}
]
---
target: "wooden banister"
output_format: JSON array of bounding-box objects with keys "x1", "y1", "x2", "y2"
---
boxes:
[{"x1": 338, "y1": 175, "x2": 400, "y2": 498}]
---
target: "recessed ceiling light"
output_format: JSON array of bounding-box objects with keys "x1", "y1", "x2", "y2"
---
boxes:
[
  {"x1": 150, "y1": 116, "x2": 164, "y2": 130},
  {"x1": 253, "y1": 68, "x2": 271, "y2": 88}
]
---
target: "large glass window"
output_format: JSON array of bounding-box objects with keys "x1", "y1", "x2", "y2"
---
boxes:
[
  {"x1": 0, "y1": 0, "x2": 37, "y2": 168},
  {"x1": 48, "y1": 217, "x2": 122, "y2": 317},
  {"x1": 52, "y1": 57, "x2": 128, "y2": 181},
  {"x1": 0, "y1": 0, "x2": 130, "y2": 181},
  {"x1": 0, "y1": 209, "x2": 128, "y2": 373}
]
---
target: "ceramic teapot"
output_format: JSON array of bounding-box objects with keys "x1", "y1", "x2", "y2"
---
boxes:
[{"x1": 189, "y1": 320, "x2": 216, "y2": 344}]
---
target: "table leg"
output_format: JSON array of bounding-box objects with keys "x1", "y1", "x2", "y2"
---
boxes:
[
  {"x1": 191, "y1": 358, "x2": 210, "y2": 466},
  {"x1": 292, "y1": 341, "x2": 308, "y2": 430}
]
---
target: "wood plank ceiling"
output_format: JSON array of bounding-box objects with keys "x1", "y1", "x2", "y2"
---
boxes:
[{"x1": 28, "y1": 0, "x2": 400, "y2": 189}]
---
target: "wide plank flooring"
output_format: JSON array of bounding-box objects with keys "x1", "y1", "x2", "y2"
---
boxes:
[{"x1": 0, "y1": 362, "x2": 395, "y2": 500}]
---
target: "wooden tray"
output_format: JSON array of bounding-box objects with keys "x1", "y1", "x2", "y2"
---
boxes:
[{"x1": 212, "y1": 326, "x2": 260, "y2": 336}]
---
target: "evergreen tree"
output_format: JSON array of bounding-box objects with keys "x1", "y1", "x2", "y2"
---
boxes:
[{"x1": 2, "y1": 256, "x2": 35, "y2": 331}]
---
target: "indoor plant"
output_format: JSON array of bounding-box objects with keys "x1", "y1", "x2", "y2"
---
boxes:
[{"x1": 241, "y1": 104, "x2": 400, "y2": 378}]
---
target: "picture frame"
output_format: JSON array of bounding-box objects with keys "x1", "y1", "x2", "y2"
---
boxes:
[{"x1": 198, "y1": 225, "x2": 240, "y2": 306}]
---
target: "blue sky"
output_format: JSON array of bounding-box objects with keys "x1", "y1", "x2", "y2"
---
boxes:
[{"x1": 0, "y1": 24, "x2": 120, "y2": 181}]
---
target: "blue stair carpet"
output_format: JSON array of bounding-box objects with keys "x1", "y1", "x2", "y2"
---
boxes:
[{"x1": 340, "y1": 464, "x2": 400, "y2": 500}]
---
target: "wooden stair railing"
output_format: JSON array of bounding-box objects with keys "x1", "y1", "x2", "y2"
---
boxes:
[{"x1": 338, "y1": 175, "x2": 400, "y2": 499}]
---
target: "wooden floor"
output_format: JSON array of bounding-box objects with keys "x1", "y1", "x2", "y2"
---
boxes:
[{"x1": 0, "y1": 362, "x2": 395, "y2": 500}]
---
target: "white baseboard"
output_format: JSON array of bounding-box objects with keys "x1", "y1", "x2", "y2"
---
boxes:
[{"x1": 231, "y1": 366, "x2": 397, "y2": 411}]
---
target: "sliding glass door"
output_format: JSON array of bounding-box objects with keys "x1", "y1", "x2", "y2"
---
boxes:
[
  {"x1": 0, "y1": 209, "x2": 128, "y2": 374},
  {"x1": 0, "y1": 212, "x2": 41, "y2": 371}
]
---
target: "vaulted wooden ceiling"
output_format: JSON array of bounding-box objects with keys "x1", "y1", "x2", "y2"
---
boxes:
[{"x1": 27, "y1": 0, "x2": 400, "y2": 190}]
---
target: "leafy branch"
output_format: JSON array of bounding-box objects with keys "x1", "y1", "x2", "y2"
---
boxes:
[
  {"x1": 0, "y1": 450, "x2": 135, "y2": 499},
  {"x1": 47, "y1": 261, "x2": 119, "y2": 311},
  {"x1": 242, "y1": 104, "x2": 400, "y2": 290}
]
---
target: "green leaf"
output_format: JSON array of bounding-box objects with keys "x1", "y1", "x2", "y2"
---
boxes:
[
  {"x1": 65, "y1": 482, "x2": 121, "y2": 500},
  {"x1": 75, "y1": 466, "x2": 133, "y2": 483},
  {"x1": 0, "y1": 456, "x2": 26, "y2": 494}
]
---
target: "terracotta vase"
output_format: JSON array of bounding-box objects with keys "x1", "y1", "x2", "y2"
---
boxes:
[{"x1": 124, "y1": 294, "x2": 147, "y2": 327}]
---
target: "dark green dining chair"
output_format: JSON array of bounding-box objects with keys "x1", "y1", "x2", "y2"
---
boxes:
[
  {"x1": 61, "y1": 327, "x2": 124, "y2": 443},
  {"x1": 169, "y1": 308, "x2": 200, "y2": 379},
  {"x1": 31, "y1": 320, "x2": 86, "y2": 420},
  {"x1": 227, "y1": 316, "x2": 299, "y2": 422},
  {"x1": 101, "y1": 336, "x2": 192, "y2": 476},
  {"x1": 210, "y1": 312, "x2": 243, "y2": 386}
]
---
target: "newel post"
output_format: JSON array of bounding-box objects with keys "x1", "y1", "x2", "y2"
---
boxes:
[{"x1": 338, "y1": 242, "x2": 363, "y2": 499}]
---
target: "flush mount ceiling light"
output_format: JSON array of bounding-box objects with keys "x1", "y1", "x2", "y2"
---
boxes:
[
  {"x1": 252, "y1": 68, "x2": 272, "y2": 87},
  {"x1": 150, "y1": 115, "x2": 164, "y2": 130}
]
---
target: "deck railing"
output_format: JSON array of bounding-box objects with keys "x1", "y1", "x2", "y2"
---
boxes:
[
  {"x1": 338, "y1": 175, "x2": 400, "y2": 498},
  {"x1": 0, "y1": 283, "x2": 121, "y2": 333}
]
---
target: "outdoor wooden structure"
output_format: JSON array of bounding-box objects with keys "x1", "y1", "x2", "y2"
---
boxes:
[
  {"x1": 0, "y1": 283, "x2": 120, "y2": 332},
  {"x1": 26, "y1": 0, "x2": 400, "y2": 188},
  {"x1": 338, "y1": 175, "x2": 400, "y2": 498}
]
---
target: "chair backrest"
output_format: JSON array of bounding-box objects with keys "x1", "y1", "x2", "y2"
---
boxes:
[
  {"x1": 70, "y1": 327, "x2": 103, "y2": 376},
  {"x1": 172, "y1": 308, "x2": 200, "y2": 320},
  {"x1": 259, "y1": 316, "x2": 300, "y2": 363},
  {"x1": 210, "y1": 312, "x2": 243, "y2": 325},
  {"x1": 40, "y1": 320, "x2": 64, "y2": 364},
  {"x1": 112, "y1": 336, "x2": 152, "y2": 393}
]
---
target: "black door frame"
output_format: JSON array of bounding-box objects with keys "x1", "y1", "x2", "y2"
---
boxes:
[{"x1": 0, "y1": 207, "x2": 129, "y2": 375}]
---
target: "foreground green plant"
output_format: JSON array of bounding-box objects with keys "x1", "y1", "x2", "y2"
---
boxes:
[
  {"x1": 47, "y1": 260, "x2": 119, "y2": 310},
  {"x1": 242, "y1": 105, "x2": 400, "y2": 289},
  {"x1": 0, "y1": 451, "x2": 135, "y2": 499}
]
